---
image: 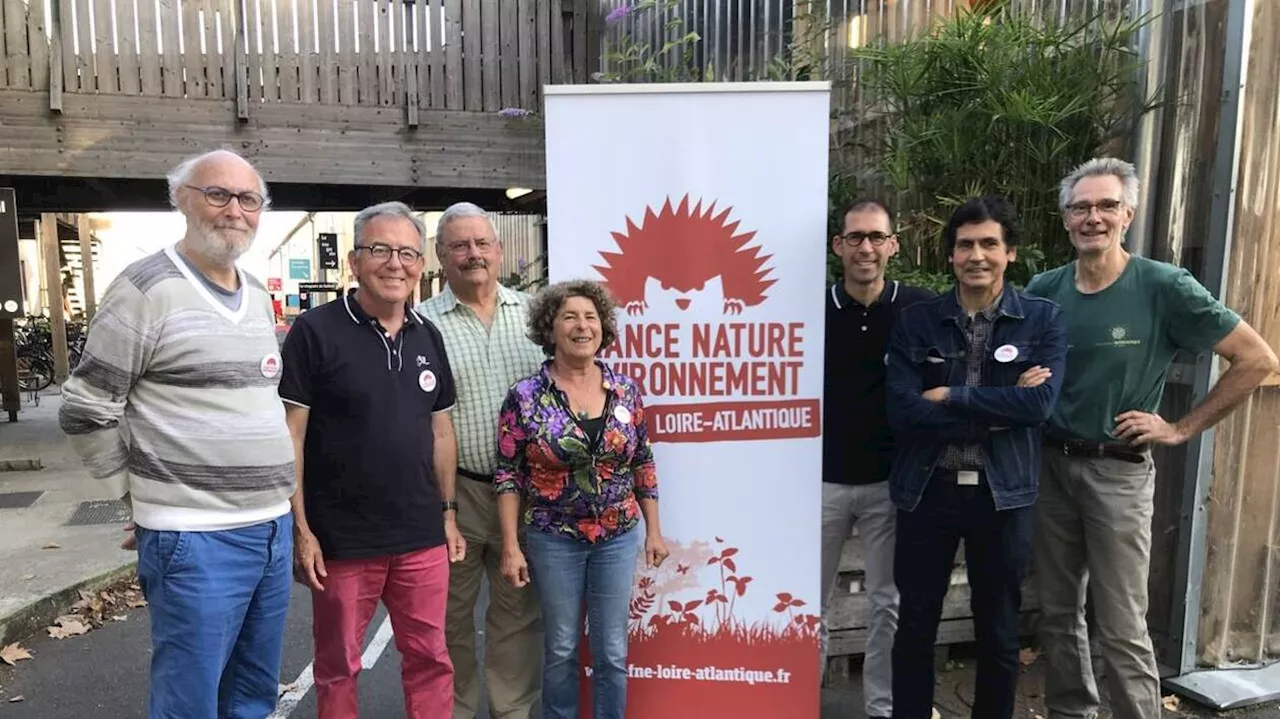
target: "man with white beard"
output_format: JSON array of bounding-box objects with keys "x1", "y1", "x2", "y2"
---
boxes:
[{"x1": 59, "y1": 149, "x2": 297, "y2": 719}]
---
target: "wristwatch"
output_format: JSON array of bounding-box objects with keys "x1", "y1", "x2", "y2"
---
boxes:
[{"x1": 442, "y1": 500, "x2": 459, "y2": 514}]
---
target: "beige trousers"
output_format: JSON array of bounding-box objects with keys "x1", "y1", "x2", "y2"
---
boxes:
[
  {"x1": 1035, "y1": 451, "x2": 1161, "y2": 719},
  {"x1": 445, "y1": 476, "x2": 543, "y2": 719}
]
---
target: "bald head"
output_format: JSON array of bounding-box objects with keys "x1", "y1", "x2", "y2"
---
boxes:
[
  {"x1": 169, "y1": 149, "x2": 268, "y2": 268},
  {"x1": 166, "y1": 150, "x2": 269, "y2": 210}
]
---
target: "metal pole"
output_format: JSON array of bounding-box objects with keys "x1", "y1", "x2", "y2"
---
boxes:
[
  {"x1": 1169, "y1": 0, "x2": 1254, "y2": 677},
  {"x1": 1127, "y1": 0, "x2": 1169, "y2": 259}
]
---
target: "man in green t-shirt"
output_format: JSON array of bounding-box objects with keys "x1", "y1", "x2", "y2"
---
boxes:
[{"x1": 1025, "y1": 157, "x2": 1278, "y2": 719}]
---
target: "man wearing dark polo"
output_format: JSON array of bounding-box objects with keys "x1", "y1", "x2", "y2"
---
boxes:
[
  {"x1": 819, "y1": 199, "x2": 932, "y2": 718},
  {"x1": 279, "y1": 201, "x2": 466, "y2": 719}
]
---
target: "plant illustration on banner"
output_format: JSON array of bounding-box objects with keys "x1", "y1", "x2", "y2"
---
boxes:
[{"x1": 627, "y1": 535, "x2": 819, "y2": 647}]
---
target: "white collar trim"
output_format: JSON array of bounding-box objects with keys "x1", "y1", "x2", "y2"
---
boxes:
[{"x1": 164, "y1": 245, "x2": 249, "y2": 323}]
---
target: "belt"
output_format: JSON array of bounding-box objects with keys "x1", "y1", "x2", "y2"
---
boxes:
[
  {"x1": 457, "y1": 467, "x2": 493, "y2": 483},
  {"x1": 1044, "y1": 436, "x2": 1147, "y2": 464}
]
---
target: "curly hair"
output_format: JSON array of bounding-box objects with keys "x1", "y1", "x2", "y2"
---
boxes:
[{"x1": 526, "y1": 279, "x2": 619, "y2": 357}]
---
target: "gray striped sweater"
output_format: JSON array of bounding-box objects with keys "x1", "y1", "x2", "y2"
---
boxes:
[{"x1": 59, "y1": 246, "x2": 295, "y2": 531}]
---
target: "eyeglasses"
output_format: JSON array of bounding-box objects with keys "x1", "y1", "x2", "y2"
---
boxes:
[
  {"x1": 444, "y1": 238, "x2": 495, "y2": 256},
  {"x1": 185, "y1": 185, "x2": 265, "y2": 212},
  {"x1": 356, "y1": 243, "x2": 424, "y2": 264},
  {"x1": 837, "y1": 231, "x2": 893, "y2": 247},
  {"x1": 1065, "y1": 199, "x2": 1124, "y2": 219}
]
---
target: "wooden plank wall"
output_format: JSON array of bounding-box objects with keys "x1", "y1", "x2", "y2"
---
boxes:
[
  {"x1": 0, "y1": 0, "x2": 594, "y2": 111},
  {"x1": 1197, "y1": 0, "x2": 1280, "y2": 668}
]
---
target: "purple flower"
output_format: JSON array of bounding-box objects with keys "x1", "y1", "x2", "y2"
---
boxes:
[
  {"x1": 498, "y1": 107, "x2": 532, "y2": 118},
  {"x1": 605, "y1": 5, "x2": 632, "y2": 24}
]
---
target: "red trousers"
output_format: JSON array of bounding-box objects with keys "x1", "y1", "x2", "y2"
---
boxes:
[{"x1": 312, "y1": 545, "x2": 454, "y2": 719}]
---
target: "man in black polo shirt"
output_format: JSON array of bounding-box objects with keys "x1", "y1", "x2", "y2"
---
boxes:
[
  {"x1": 279, "y1": 201, "x2": 465, "y2": 719},
  {"x1": 820, "y1": 199, "x2": 933, "y2": 718}
]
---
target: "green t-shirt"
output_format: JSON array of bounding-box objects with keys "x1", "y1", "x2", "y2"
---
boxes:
[{"x1": 1024, "y1": 255, "x2": 1240, "y2": 443}]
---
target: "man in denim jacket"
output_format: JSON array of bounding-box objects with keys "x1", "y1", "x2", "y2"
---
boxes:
[{"x1": 884, "y1": 196, "x2": 1068, "y2": 719}]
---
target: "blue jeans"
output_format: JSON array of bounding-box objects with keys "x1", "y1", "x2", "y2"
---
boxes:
[
  {"x1": 525, "y1": 527, "x2": 641, "y2": 719},
  {"x1": 136, "y1": 513, "x2": 293, "y2": 719}
]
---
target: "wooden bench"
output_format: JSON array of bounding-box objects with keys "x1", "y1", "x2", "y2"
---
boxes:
[{"x1": 824, "y1": 527, "x2": 1040, "y2": 680}]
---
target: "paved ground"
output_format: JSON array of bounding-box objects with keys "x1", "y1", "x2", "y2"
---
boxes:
[
  {"x1": 3, "y1": 570, "x2": 1273, "y2": 719},
  {"x1": 0, "y1": 392, "x2": 137, "y2": 645}
]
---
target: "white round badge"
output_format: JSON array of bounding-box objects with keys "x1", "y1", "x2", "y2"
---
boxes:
[
  {"x1": 614, "y1": 405, "x2": 632, "y2": 424},
  {"x1": 418, "y1": 369, "x2": 437, "y2": 393},
  {"x1": 260, "y1": 352, "x2": 282, "y2": 378},
  {"x1": 993, "y1": 344, "x2": 1019, "y2": 363},
  {"x1": 2, "y1": 300, "x2": 16, "y2": 313}
]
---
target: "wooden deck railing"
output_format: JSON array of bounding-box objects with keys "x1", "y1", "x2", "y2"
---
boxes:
[{"x1": 0, "y1": 0, "x2": 602, "y2": 117}]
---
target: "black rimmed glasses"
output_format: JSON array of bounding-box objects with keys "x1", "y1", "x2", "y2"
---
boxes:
[
  {"x1": 837, "y1": 231, "x2": 894, "y2": 247},
  {"x1": 185, "y1": 185, "x2": 265, "y2": 212},
  {"x1": 355, "y1": 243, "x2": 425, "y2": 264}
]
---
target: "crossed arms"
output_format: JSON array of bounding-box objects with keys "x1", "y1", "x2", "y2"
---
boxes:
[{"x1": 884, "y1": 305, "x2": 1069, "y2": 440}]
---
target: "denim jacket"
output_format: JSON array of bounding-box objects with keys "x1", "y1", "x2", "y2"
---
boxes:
[{"x1": 884, "y1": 287, "x2": 1067, "y2": 512}]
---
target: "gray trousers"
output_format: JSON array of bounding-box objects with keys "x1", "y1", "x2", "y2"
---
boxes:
[
  {"x1": 1035, "y1": 451, "x2": 1161, "y2": 719},
  {"x1": 820, "y1": 480, "x2": 898, "y2": 718}
]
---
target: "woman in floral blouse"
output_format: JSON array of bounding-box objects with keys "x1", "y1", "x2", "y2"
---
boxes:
[{"x1": 494, "y1": 279, "x2": 669, "y2": 719}]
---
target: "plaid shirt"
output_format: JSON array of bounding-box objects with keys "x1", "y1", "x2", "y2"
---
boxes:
[
  {"x1": 937, "y1": 297, "x2": 1001, "y2": 471},
  {"x1": 416, "y1": 284, "x2": 546, "y2": 476}
]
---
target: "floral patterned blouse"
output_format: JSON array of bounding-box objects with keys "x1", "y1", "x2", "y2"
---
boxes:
[{"x1": 494, "y1": 360, "x2": 659, "y2": 544}]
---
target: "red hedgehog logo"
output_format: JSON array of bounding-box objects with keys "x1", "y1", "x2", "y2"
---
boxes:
[{"x1": 594, "y1": 196, "x2": 776, "y2": 316}]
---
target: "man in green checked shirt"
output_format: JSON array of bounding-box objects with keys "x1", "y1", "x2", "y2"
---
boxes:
[{"x1": 417, "y1": 202, "x2": 547, "y2": 719}]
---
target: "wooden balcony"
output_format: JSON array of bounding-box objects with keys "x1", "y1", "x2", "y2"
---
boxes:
[{"x1": 0, "y1": 0, "x2": 606, "y2": 195}]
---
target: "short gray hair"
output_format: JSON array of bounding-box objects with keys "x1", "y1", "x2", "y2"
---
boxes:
[
  {"x1": 354, "y1": 201, "x2": 428, "y2": 249},
  {"x1": 166, "y1": 149, "x2": 270, "y2": 209},
  {"x1": 1059, "y1": 157, "x2": 1140, "y2": 210},
  {"x1": 436, "y1": 202, "x2": 494, "y2": 244}
]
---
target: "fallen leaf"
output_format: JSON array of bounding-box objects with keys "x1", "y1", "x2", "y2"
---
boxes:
[
  {"x1": 278, "y1": 681, "x2": 298, "y2": 696},
  {"x1": 1162, "y1": 695, "x2": 1181, "y2": 711},
  {"x1": 9, "y1": 695, "x2": 24, "y2": 703},
  {"x1": 21, "y1": 574, "x2": 36, "y2": 581},
  {"x1": 41, "y1": 542, "x2": 61, "y2": 549},
  {"x1": 111, "y1": 615, "x2": 128, "y2": 622},
  {"x1": 0, "y1": 643, "x2": 32, "y2": 665},
  {"x1": 46, "y1": 616, "x2": 90, "y2": 639},
  {"x1": 126, "y1": 598, "x2": 148, "y2": 608},
  {"x1": 1019, "y1": 647, "x2": 1040, "y2": 665}
]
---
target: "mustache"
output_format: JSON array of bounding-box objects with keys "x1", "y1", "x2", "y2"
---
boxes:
[{"x1": 461, "y1": 258, "x2": 488, "y2": 270}]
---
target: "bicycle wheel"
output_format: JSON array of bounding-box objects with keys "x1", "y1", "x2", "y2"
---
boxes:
[{"x1": 17, "y1": 356, "x2": 53, "y2": 393}]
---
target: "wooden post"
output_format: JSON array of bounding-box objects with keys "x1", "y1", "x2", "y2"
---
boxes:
[
  {"x1": 39, "y1": 214, "x2": 70, "y2": 383},
  {"x1": 77, "y1": 214, "x2": 96, "y2": 321},
  {"x1": 47, "y1": 0, "x2": 64, "y2": 112}
]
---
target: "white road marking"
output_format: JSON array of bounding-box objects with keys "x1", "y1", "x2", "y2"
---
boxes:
[{"x1": 267, "y1": 615, "x2": 395, "y2": 717}]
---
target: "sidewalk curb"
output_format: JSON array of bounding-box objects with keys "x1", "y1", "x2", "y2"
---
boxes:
[{"x1": 0, "y1": 561, "x2": 139, "y2": 647}]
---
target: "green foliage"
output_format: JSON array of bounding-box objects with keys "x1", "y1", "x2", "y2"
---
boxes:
[
  {"x1": 597, "y1": 1, "x2": 705, "y2": 84},
  {"x1": 598, "y1": 1, "x2": 1157, "y2": 293},
  {"x1": 500, "y1": 254, "x2": 549, "y2": 292},
  {"x1": 841, "y1": 0, "x2": 1158, "y2": 287}
]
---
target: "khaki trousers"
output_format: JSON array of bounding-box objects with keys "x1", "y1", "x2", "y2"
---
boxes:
[
  {"x1": 1034, "y1": 451, "x2": 1161, "y2": 719},
  {"x1": 445, "y1": 476, "x2": 543, "y2": 719}
]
